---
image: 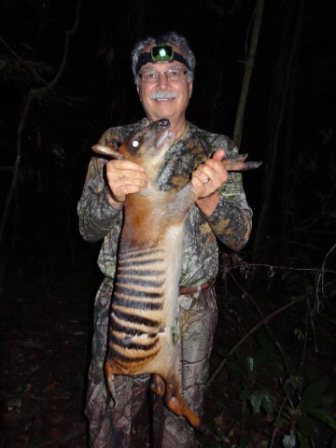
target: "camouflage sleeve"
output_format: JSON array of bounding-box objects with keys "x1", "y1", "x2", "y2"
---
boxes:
[
  {"x1": 77, "y1": 129, "x2": 123, "y2": 243},
  {"x1": 204, "y1": 134, "x2": 253, "y2": 251},
  {"x1": 206, "y1": 171, "x2": 252, "y2": 251}
]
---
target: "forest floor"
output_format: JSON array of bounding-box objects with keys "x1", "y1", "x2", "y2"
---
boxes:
[
  {"x1": 1, "y1": 249, "x2": 335, "y2": 448},
  {"x1": 0, "y1": 252, "x2": 93, "y2": 448}
]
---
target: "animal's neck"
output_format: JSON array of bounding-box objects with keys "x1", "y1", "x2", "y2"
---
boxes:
[{"x1": 122, "y1": 193, "x2": 171, "y2": 248}]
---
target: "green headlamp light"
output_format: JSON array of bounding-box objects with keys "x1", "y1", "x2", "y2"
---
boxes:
[
  {"x1": 136, "y1": 45, "x2": 190, "y2": 74},
  {"x1": 151, "y1": 45, "x2": 174, "y2": 62}
]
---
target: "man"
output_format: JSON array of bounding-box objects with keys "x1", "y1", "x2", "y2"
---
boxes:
[{"x1": 78, "y1": 31, "x2": 252, "y2": 448}]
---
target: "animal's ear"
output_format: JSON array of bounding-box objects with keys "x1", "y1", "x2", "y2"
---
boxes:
[{"x1": 92, "y1": 144, "x2": 125, "y2": 160}]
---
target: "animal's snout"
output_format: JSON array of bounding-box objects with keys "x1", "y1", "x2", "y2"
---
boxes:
[{"x1": 158, "y1": 118, "x2": 170, "y2": 128}]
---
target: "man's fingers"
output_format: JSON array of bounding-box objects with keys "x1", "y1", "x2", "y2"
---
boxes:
[{"x1": 107, "y1": 159, "x2": 145, "y2": 173}]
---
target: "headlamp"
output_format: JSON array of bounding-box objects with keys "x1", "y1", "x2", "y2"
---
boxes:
[
  {"x1": 135, "y1": 45, "x2": 190, "y2": 74},
  {"x1": 151, "y1": 45, "x2": 174, "y2": 62}
]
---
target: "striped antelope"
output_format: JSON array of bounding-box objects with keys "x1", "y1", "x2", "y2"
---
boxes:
[{"x1": 92, "y1": 118, "x2": 261, "y2": 430}]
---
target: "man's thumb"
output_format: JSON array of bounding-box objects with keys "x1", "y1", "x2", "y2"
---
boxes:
[{"x1": 212, "y1": 149, "x2": 225, "y2": 161}]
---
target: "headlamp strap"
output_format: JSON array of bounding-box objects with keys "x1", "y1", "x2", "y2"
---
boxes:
[{"x1": 136, "y1": 45, "x2": 190, "y2": 74}]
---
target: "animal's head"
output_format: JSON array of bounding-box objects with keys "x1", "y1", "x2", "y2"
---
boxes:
[{"x1": 93, "y1": 119, "x2": 173, "y2": 184}]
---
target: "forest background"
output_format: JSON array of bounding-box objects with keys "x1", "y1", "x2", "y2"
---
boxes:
[{"x1": 0, "y1": 0, "x2": 335, "y2": 447}]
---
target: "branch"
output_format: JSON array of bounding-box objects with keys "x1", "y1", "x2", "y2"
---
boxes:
[
  {"x1": 206, "y1": 295, "x2": 304, "y2": 389},
  {"x1": 0, "y1": 166, "x2": 14, "y2": 172},
  {"x1": 315, "y1": 241, "x2": 336, "y2": 311},
  {"x1": 0, "y1": 0, "x2": 82, "y2": 246},
  {"x1": 228, "y1": 271, "x2": 291, "y2": 374},
  {"x1": 0, "y1": 35, "x2": 52, "y2": 89},
  {"x1": 224, "y1": 260, "x2": 336, "y2": 276},
  {"x1": 49, "y1": 0, "x2": 82, "y2": 89},
  {"x1": 208, "y1": 254, "x2": 336, "y2": 387},
  {"x1": 0, "y1": 90, "x2": 34, "y2": 244}
]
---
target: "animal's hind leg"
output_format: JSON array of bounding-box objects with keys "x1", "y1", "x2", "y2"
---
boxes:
[
  {"x1": 150, "y1": 373, "x2": 201, "y2": 428},
  {"x1": 165, "y1": 376, "x2": 201, "y2": 429},
  {"x1": 150, "y1": 374, "x2": 166, "y2": 397}
]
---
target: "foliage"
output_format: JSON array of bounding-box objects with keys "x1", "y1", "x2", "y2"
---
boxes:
[
  {"x1": 0, "y1": 0, "x2": 335, "y2": 446},
  {"x1": 206, "y1": 253, "x2": 336, "y2": 447}
]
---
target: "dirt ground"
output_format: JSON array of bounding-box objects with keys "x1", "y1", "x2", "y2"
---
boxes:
[
  {"x1": 1, "y1": 252, "x2": 334, "y2": 447},
  {"x1": 0, "y1": 257, "x2": 92, "y2": 448}
]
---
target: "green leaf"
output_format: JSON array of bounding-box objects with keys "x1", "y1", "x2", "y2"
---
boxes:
[
  {"x1": 257, "y1": 333, "x2": 276, "y2": 356},
  {"x1": 304, "y1": 407, "x2": 336, "y2": 430},
  {"x1": 295, "y1": 415, "x2": 317, "y2": 437},
  {"x1": 282, "y1": 430, "x2": 296, "y2": 448},
  {"x1": 301, "y1": 376, "x2": 329, "y2": 408},
  {"x1": 297, "y1": 432, "x2": 310, "y2": 448},
  {"x1": 235, "y1": 347, "x2": 251, "y2": 368},
  {"x1": 263, "y1": 392, "x2": 275, "y2": 415},
  {"x1": 240, "y1": 388, "x2": 253, "y2": 401},
  {"x1": 246, "y1": 356, "x2": 254, "y2": 373},
  {"x1": 331, "y1": 434, "x2": 336, "y2": 448},
  {"x1": 248, "y1": 390, "x2": 274, "y2": 415},
  {"x1": 248, "y1": 390, "x2": 263, "y2": 414},
  {"x1": 239, "y1": 434, "x2": 252, "y2": 448},
  {"x1": 294, "y1": 328, "x2": 305, "y2": 341},
  {"x1": 286, "y1": 375, "x2": 304, "y2": 392}
]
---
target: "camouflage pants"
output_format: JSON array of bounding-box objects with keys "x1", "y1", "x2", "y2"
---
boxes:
[{"x1": 85, "y1": 277, "x2": 218, "y2": 448}]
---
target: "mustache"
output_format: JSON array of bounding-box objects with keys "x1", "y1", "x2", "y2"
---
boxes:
[{"x1": 151, "y1": 91, "x2": 178, "y2": 100}]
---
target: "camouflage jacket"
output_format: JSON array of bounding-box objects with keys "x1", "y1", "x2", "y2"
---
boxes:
[{"x1": 77, "y1": 119, "x2": 252, "y2": 287}]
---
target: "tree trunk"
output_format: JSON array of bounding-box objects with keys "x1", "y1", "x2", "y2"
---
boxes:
[
  {"x1": 233, "y1": 0, "x2": 265, "y2": 148},
  {"x1": 252, "y1": 0, "x2": 305, "y2": 262}
]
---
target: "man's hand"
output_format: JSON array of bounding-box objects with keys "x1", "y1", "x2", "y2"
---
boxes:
[
  {"x1": 105, "y1": 159, "x2": 148, "y2": 208},
  {"x1": 191, "y1": 149, "x2": 228, "y2": 216},
  {"x1": 191, "y1": 149, "x2": 228, "y2": 197}
]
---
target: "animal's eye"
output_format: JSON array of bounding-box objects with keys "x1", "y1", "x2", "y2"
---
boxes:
[{"x1": 131, "y1": 139, "x2": 141, "y2": 148}]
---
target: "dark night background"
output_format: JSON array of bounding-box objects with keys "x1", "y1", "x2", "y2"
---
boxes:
[{"x1": 0, "y1": 1, "x2": 335, "y2": 447}]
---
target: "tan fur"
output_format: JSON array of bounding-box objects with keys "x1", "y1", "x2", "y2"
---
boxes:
[
  {"x1": 93, "y1": 120, "x2": 200, "y2": 427},
  {"x1": 92, "y1": 119, "x2": 261, "y2": 430}
]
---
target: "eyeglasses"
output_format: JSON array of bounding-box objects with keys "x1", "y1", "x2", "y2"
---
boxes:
[{"x1": 139, "y1": 68, "x2": 187, "y2": 84}]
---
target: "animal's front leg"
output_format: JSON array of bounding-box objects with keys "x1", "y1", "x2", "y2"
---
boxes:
[
  {"x1": 105, "y1": 370, "x2": 117, "y2": 408},
  {"x1": 166, "y1": 183, "x2": 197, "y2": 217}
]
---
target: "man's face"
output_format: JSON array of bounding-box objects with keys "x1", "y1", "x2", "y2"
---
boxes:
[{"x1": 136, "y1": 45, "x2": 193, "y2": 124}]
